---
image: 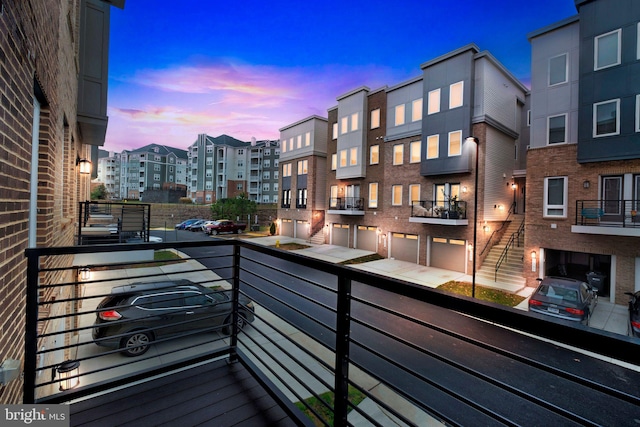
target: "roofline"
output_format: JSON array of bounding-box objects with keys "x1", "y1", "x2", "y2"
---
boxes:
[
  {"x1": 279, "y1": 115, "x2": 328, "y2": 132},
  {"x1": 527, "y1": 15, "x2": 579, "y2": 41},
  {"x1": 474, "y1": 51, "x2": 530, "y2": 94},
  {"x1": 386, "y1": 75, "x2": 423, "y2": 93},
  {"x1": 336, "y1": 86, "x2": 371, "y2": 102},
  {"x1": 420, "y1": 43, "x2": 480, "y2": 70}
]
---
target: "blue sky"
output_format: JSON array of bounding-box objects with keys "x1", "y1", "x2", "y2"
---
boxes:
[{"x1": 104, "y1": 0, "x2": 578, "y2": 153}]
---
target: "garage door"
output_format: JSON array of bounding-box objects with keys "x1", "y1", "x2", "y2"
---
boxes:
[
  {"x1": 355, "y1": 226, "x2": 377, "y2": 252},
  {"x1": 431, "y1": 237, "x2": 466, "y2": 273},
  {"x1": 280, "y1": 219, "x2": 293, "y2": 237},
  {"x1": 332, "y1": 224, "x2": 349, "y2": 247},
  {"x1": 390, "y1": 233, "x2": 419, "y2": 263},
  {"x1": 295, "y1": 220, "x2": 309, "y2": 239}
]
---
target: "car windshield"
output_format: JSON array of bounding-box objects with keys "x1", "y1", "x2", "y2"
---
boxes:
[{"x1": 538, "y1": 284, "x2": 579, "y2": 303}]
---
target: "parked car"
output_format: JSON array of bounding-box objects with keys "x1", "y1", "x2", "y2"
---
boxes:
[
  {"x1": 185, "y1": 219, "x2": 206, "y2": 231},
  {"x1": 205, "y1": 220, "x2": 247, "y2": 235},
  {"x1": 92, "y1": 280, "x2": 255, "y2": 356},
  {"x1": 625, "y1": 291, "x2": 640, "y2": 337},
  {"x1": 175, "y1": 219, "x2": 200, "y2": 230},
  {"x1": 528, "y1": 276, "x2": 598, "y2": 325}
]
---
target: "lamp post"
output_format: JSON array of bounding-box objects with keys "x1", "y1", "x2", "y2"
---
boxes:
[{"x1": 466, "y1": 136, "x2": 480, "y2": 298}]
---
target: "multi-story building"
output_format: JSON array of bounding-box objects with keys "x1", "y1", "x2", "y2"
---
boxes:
[
  {"x1": 96, "y1": 150, "x2": 122, "y2": 199},
  {"x1": 318, "y1": 45, "x2": 529, "y2": 275},
  {"x1": 187, "y1": 134, "x2": 279, "y2": 204},
  {"x1": 525, "y1": 0, "x2": 640, "y2": 304},
  {"x1": 278, "y1": 116, "x2": 328, "y2": 239},
  {"x1": 0, "y1": 0, "x2": 122, "y2": 403},
  {"x1": 119, "y1": 144, "x2": 188, "y2": 200}
]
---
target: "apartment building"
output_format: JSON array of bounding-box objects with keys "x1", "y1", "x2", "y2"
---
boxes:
[
  {"x1": 278, "y1": 116, "x2": 328, "y2": 240},
  {"x1": 0, "y1": 0, "x2": 122, "y2": 403},
  {"x1": 525, "y1": 0, "x2": 640, "y2": 304},
  {"x1": 320, "y1": 45, "x2": 529, "y2": 274},
  {"x1": 96, "y1": 150, "x2": 122, "y2": 199},
  {"x1": 187, "y1": 134, "x2": 280, "y2": 204},
  {"x1": 119, "y1": 144, "x2": 188, "y2": 200}
]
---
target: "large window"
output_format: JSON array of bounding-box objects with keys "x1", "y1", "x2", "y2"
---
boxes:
[
  {"x1": 297, "y1": 159, "x2": 308, "y2": 175},
  {"x1": 449, "y1": 81, "x2": 464, "y2": 109},
  {"x1": 392, "y1": 185, "x2": 402, "y2": 206},
  {"x1": 427, "y1": 134, "x2": 439, "y2": 159},
  {"x1": 549, "y1": 53, "x2": 568, "y2": 86},
  {"x1": 593, "y1": 99, "x2": 620, "y2": 137},
  {"x1": 544, "y1": 177, "x2": 567, "y2": 217},
  {"x1": 282, "y1": 163, "x2": 292, "y2": 177},
  {"x1": 339, "y1": 150, "x2": 347, "y2": 167},
  {"x1": 305, "y1": 132, "x2": 311, "y2": 146},
  {"x1": 331, "y1": 153, "x2": 337, "y2": 170},
  {"x1": 349, "y1": 147, "x2": 358, "y2": 166},
  {"x1": 341, "y1": 116, "x2": 348, "y2": 134},
  {"x1": 370, "y1": 145, "x2": 379, "y2": 165},
  {"x1": 548, "y1": 114, "x2": 567, "y2": 144},
  {"x1": 297, "y1": 135, "x2": 302, "y2": 149},
  {"x1": 395, "y1": 104, "x2": 405, "y2": 126},
  {"x1": 595, "y1": 29, "x2": 621, "y2": 70},
  {"x1": 332, "y1": 123, "x2": 338, "y2": 139},
  {"x1": 351, "y1": 113, "x2": 359, "y2": 131},
  {"x1": 330, "y1": 185, "x2": 338, "y2": 208},
  {"x1": 370, "y1": 109, "x2": 380, "y2": 129},
  {"x1": 410, "y1": 141, "x2": 421, "y2": 163},
  {"x1": 368, "y1": 183, "x2": 378, "y2": 208},
  {"x1": 409, "y1": 184, "x2": 420, "y2": 205},
  {"x1": 428, "y1": 89, "x2": 440, "y2": 115},
  {"x1": 393, "y1": 144, "x2": 404, "y2": 165},
  {"x1": 448, "y1": 130, "x2": 462, "y2": 156},
  {"x1": 412, "y1": 98, "x2": 423, "y2": 122}
]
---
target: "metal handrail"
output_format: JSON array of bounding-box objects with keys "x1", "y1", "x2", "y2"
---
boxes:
[
  {"x1": 479, "y1": 202, "x2": 516, "y2": 257},
  {"x1": 494, "y1": 218, "x2": 525, "y2": 281}
]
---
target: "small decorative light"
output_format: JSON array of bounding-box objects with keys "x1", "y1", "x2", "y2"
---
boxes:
[
  {"x1": 55, "y1": 360, "x2": 80, "y2": 391},
  {"x1": 583, "y1": 180, "x2": 590, "y2": 189},
  {"x1": 79, "y1": 268, "x2": 91, "y2": 281},
  {"x1": 76, "y1": 157, "x2": 92, "y2": 175},
  {"x1": 462, "y1": 186, "x2": 468, "y2": 193},
  {"x1": 511, "y1": 183, "x2": 516, "y2": 189},
  {"x1": 531, "y1": 251, "x2": 537, "y2": 259}
]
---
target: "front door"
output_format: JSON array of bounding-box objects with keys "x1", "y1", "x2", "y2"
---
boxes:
[{"x1": 602, "y1": 176, "x2": 623, "y2": 222}]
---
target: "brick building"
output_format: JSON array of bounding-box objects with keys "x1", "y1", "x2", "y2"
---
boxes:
[{"x1": 0, "y1": 0, "x2": 122, "y2": 403}]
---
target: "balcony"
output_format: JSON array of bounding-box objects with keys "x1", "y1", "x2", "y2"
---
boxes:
[
  {"x1": 409, "y1": 200, "x2": 469, "y2": 226},
  {"x1": 77, "y1": 201, "x2": 151, "y2": 245},
  {"x1": 327, "y1": 197, "x2": 365, "y2": 216},
  {"x1": 22, "y1": 239, "x2": 640, "y2": 425},
  {"x1": 572, "y1": 200, "x2": 640, "y2": 237}
]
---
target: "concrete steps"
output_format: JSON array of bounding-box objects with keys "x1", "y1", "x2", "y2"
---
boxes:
[{"x1": 307, "y1": 230, "x2": 325, "y2": 245}]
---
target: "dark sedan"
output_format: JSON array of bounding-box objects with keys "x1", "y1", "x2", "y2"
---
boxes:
[
  {"x1": 625, "y1": 291, "x2": 640, "y2": 337},
  {"x1": 528, "y1": 276, "x2": 598, "y2": 325}
]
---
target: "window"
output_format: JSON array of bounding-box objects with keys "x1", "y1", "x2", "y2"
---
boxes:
[
  {"x1": 274, "y1": 183, "x2": 278, "y2": 191},
  {"x1": 297, "y1": 135, "x2": 302, "y2": 149},
  {"x1": 595, "y1": 29, "x2": 621, "y2": 70},
  {"x1": 393, "y1": 144, "x2": 404, "y2": 165},
  {"x1": 330, "y1": 185, "x2": 338, "y2": 208},
  {"x1": 409, "y1": 184, "x2": 420, "y2": 204},
  {"x1": 237, "y1": 172, "x2": 243, "y2": 179},
  {"x1": 412, "y1": 98, "x2": 423, "y2": 122},
  {"x1": 289, "y1": 138, "x2": 293, "y2": 151},
  {"x1": 370, "y1": 145, "x2": 379, "y2": 165},
  {"x1": 549, "y1": 53, "x2": 568, "y2": 86},
  {"x1": 154, "y1": 164, "x2": 161, "y2": 171},
  {"x1": 238, "y1": 149, "x2": 244, "y2": 155},
  {"x1": 449, "y1": 81, "x2": 464, "y2": 109},
  {"x1": 370, "y1": 109, "x2": 380, "y2": 129},
  {"x1": 282, "y1": 163, "x2": 292, "y2": 177},
  {"x1": 426, "y1": 134, "x2": 439, "y2": 159},
  {"x1": 332, "y1": 123, "x2": 338, "y2": 139},
  {"x1": 351, "y1": 113, "x2": 359, "y2": 131},
  {"x1": 428, "y1": 89, "x2": 440, "y2": 114},
  {"x1": 548, "y1": 114, "x2": 567, "y2": 144},
  {"x1": 369, "y1": 183, "x2": 378, "y2": 208},
  {"x1": 448, "y1": 130, "x2": 462, "y2": 156},
  {"x1": 282, "y1": 189, "x2": 291, "y2": 207},
  {"x1": 264, "y1": 159, "x2": 271, "y2": 168},
  {"x1": 395, "y1": 104, "x2": 405, "y2": 126},
  {"x1": 153, "y1": 174, "x2": 160, "y2": 181},
  {"x1": 544, "y1": 177, "x2": 567, "y2": 217},
  {"x1": 637, "y1": 95, "x2": 640, "y2": 132},
  {"x1": 410, "y1": 141, "x2": 421, "y2": 163},
  {"x1": 349, "y1": 147, "x2": 358, "y2": 166},
  {"x1": 297, "y1": 160, "x2": 308, "y2": 175},
  {"x1": 305, "y1": 132, "x2": 311, "y2": 146},
  {"x1": 392, "y1": 185, "x2": 402, "y2": 206},
  {"x1": 281, "y1": 142, "x2": 287, "y2": 153},
  {"x1": 237, "y1": 183, "x2": 243, "y2": 191},
  {"x1": 263, "y1": 171, "x2": 271, "y2": 179},
  {"x1": 331, "y1": 153, "x2": 337, "y2": 170},
  {"x1": 339, "y1": 150, "x2": 347, "y2": 167},
  {"x1": 593, "y1": 99, "x2": 620, "y2": 137},
  {"x1": 341, "y1": 116, "x2": 348, "y2": 134}
]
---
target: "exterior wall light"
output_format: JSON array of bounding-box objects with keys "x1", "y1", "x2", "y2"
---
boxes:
[
  {"x1": 54, "y1": 360, "x2": 80, "y2": 391},
  {"x1": 76, "y1": 157, "x2": 92, "y2": 175},
  {"x1": 531, "y1": 251, "x2": 537, "y2": 272}
]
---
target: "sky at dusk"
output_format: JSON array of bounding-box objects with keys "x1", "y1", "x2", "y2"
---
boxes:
[{"x1": 103, "y1": 0, "x2": 578, "y2": 153}]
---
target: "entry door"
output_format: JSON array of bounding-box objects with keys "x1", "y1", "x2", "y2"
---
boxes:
[
  {"x1": 346, "y1": 185, "x2": 360, "y2": 209},
  {"x1": 602, "y1": 176, "x2": 623, "y2": 222}
]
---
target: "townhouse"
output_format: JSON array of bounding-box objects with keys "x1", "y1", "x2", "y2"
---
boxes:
[{"x1": 525, "y1": 0, "x2": 640, "y2": 303}]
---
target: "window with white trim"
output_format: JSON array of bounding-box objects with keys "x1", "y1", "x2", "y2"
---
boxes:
[
  {"x1": 412, "y1": 98, "x2": 423, "y2": 122},
  {"x1": 544, "y1": 176, "x2": 567, "y2": 217},
  {"x1": 370, "y1": 109, "x2": 380, "y2": 129},
  {"x1": 351, "y1": 113, "x2": 359, "y2": 131},
  {"x1": 282, "y1": 163, "x2": 292, "y2": 177},
  {"x1": 368, "y1": 182, "x2": 378, "y2": 208},
  {"x1": 349, "y1": 147, "x2": 358, "y2": 166},
  {"x1": 409, "y1": 184, "x2": 420, "y2": 205},
  {"x1": 410, "y1": 141, "x2": 421, "y2": 163},
  {"x1": 393, "y1": 144, "x2": 403, "y2": 165},
  {"x1": 449, "y1": 81, "x2": 464, "y2": 109},
  {"x1": 426, "y1": 134, "x2": 439, "y2": 159},
  {"x1": 395, "y1": 104, "x2": 405, "y2": 126},
  {"x1": 593, "y1": 99, "x2": 620, "y2": 137},
  {"x1": 297, "y1": 159, "x2": 308, "y2": 175},
  {"x1": 339, "y1": 149, "x2": 347, "y2": 167},
  {"x1": 549, "y1": 53, "x2": 568, "y2": 86},
  {"x1": 548, "y1": 114, "x2": 567, "y2": 144},
  {"x1": 448, "y1": 130, "x2": 462, "y2": 156},
  {"x1": 428, "y1": 89, "x2": 440, "y2": 114},
  {"x1": 392, "y1": 185, "x2": 402, "y2": 206},
  {"x1": 595, "y1": 29, "x2": 621, "y2": 70},
  {"x1": 370, "y1": 145, "x2": 379, "y2": 165}
]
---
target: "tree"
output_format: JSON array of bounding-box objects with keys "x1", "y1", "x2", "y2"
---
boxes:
[
  {"x1": 210, "y1": 193, "x2": 257, "y2": 221},
  {"x1": 91, "y1": 184, "x2": 108, "y2": 200}
]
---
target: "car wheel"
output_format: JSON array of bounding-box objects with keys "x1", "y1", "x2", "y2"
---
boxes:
[
  {"x1": 120, "y1": 331, "x2": 152, "y2": 357},
  {"x1": 222, "y1": 313, "x2": 247, "y2": 335},
  {"x1": 212, "y1": 229, "x2": 219, "y2": 235}
]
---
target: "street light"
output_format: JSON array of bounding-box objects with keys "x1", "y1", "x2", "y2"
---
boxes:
[{"x1": 466, "y1": 136, "x2": 480, "y2": 298}]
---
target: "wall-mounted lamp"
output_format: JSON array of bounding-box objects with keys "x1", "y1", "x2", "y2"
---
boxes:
[
  {"x1": 583, "y1": 180, "x2": 590, "y2": 189},
  {"x1": 462, "y1": 186, "x2": 468, "y2": 193},
  {"x1": 511, "y1": 183, "x2": 516, "y2": 189},
  {"x1": 79, "y1": 268, "x2": 91, "y2": 281},
  {"x1": 483, "y1": 224, "x2": 490, "y2": 233},
  {"x1": 531, "y1": 251, "x2": 537, "y2": 272},
  {"x1": 53, "y1": 360, "x2": 80, "y2": 391},
  {"x1": 76, "y1": 157, "x2": 92, "y2": 175}
]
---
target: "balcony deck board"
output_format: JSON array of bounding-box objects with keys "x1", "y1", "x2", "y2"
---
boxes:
[{"x1": 69, "y1": 359, "x2": 298, "y2": 427}]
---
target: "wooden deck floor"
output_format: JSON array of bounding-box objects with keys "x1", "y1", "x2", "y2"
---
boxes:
[{"x1": 69, "y1": 359, "x2": 301, "y2": 427}]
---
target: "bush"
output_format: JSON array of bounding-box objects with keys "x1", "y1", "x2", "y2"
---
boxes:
[
  {"x1": 179, "y1": 197, "x2": 193, "y2": 204},
  {"x1": 269, "y1": 222, "x2": 276, "y2": 236}
]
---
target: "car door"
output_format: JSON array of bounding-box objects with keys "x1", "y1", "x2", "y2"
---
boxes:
[
  {"x1": 136, "y1": 292, "x2": 187, "y2": 338},
  {"x1": 183, "y1": 290, "x2": 229, "y2": 332}
]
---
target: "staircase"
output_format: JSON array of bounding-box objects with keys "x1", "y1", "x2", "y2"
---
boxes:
[
  {"x1": 307, "y1": 229, "x2": 325, "y2": 245},
  {"x1": 475, "y1": 215, "x2": 526, "y2": 292}
]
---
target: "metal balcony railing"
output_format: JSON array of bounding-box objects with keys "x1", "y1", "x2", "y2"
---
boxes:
[
  {"x1": 576, "y1": 199, "x2": 640, "y2": 227},
  {"x1": 328, "y1": 197, "x2": 364, "y2": 211},
  {"x1": 410, "y1": 200, "x2": 467, "y2": 219},
  {"x1": 23, "y1": 240, "x2": 640, "y2": 425}
]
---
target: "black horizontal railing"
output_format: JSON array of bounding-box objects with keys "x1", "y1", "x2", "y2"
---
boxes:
[
  {"x1": 411, "y1": 200, "x2": 467, "y2": 219},
  {"x1": 24, "y1": 239, "x2": 640, "y2": 425},
  {"x1": 328, "y1": 197, "x2": 364, "y2": 211},
  {"x1": 576, "y1": 199, "x2": 640, "y2": 227}
]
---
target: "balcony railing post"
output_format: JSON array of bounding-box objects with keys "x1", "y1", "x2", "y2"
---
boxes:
[
  {"x1": 23, "y1": 249, "x2": 39, "y2": 404},
  {"x1": 334, "y1": 274, "x2": 352, "y2": 425},
  {"x1": 229, "y1": 244, "x2": 241, "y2": 362}
]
